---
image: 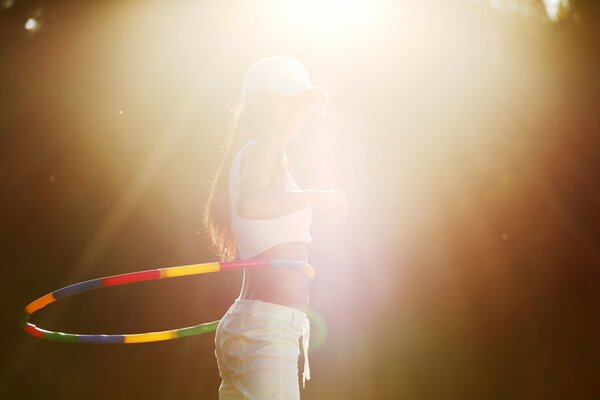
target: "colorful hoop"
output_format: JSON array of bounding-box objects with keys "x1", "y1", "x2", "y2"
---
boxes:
[{"x1": 22, "y1": 258, "x2": 315, "y2": 344}]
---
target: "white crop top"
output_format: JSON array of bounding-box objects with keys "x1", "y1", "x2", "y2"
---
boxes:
[{"x1": 229, "y1": 140, "x2": 314, "y2": 259}]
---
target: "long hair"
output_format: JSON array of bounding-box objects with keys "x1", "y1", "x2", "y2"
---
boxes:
[{"x1": 202, "y1": 92, "x2": 288, "y2": 260}]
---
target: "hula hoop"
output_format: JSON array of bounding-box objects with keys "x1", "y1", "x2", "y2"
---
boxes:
[{"x1": 22, "y1": 258, "x2": 315, "y2": 344}]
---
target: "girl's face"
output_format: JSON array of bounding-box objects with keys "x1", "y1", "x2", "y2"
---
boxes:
[
  {"x1": 244, "y1": 91, "x2": 312, "y2": 139},
  {"x1": 272, "y1": 92, "x2": 311, "y2": 137}
]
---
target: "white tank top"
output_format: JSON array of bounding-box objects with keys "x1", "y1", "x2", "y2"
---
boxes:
[{"x1": 229, "y1": 140, "x2": 314, "y2": 260}]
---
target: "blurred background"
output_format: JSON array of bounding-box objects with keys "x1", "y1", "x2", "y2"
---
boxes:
[{"x1": 1, "y1": 0, "x2": 599, "y2": 398}]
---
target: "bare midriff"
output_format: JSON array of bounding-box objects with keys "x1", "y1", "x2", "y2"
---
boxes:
[{"x1": 237, "y1": 241, "x2": 310, "y2": 313}]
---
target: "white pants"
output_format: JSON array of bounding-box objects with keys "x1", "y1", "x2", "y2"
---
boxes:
[{"x1": 215, "y1": 299, "x2": 311, "y2": 400}]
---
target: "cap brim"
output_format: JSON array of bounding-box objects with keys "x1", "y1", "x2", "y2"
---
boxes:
[{"x1": 269, "y1": 82, "x2": 328, "y2": 109}]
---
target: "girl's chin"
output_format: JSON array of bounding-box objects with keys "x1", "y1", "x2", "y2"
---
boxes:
[
  {"x1": 287, "y1": 122, "x2": 306, "y2": 133},
  {"x1": 285, "y1": 127, "x2": 304, "y2": 137}
]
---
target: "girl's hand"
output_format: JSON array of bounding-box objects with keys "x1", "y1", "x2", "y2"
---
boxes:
[{"x1": 314, "y1": 190, "x2": 349, "y2": 224}]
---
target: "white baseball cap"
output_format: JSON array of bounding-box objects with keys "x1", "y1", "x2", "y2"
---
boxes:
[{"x1": 242, "y1": 56, "x2": 328, "y2": 109}]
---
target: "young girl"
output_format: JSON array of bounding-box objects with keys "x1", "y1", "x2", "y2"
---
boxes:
[{"x1": 203, "y1": 56, "x2": 348, "y2": 400}]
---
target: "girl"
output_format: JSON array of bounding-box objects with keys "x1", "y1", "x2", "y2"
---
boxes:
[{"x1": 203, "y1": 56, "x2": 348, "y2": 400}]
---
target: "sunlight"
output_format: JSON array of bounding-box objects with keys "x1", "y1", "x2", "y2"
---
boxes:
[
  {"x1": 24, "y1": 17, "x2": 40, "y2": 32},
  {"x1": 280, "y1": 0, "x2": 379, "y2": 37},
  {"x1": 543, "y1": 0, "x2": 570, "y2": 22}
]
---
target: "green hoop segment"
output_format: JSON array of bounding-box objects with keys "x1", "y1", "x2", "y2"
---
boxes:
[{"x1": 22, "y1": 258, "x2": 315, "y2": 344}]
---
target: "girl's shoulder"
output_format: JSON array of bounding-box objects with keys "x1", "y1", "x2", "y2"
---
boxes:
[
  {"x1": 239, "y1": 139, "x2": 287, "y2": 191},
  {"x1": 240, "y1": 139, "x2": 278, "y2": 169}
]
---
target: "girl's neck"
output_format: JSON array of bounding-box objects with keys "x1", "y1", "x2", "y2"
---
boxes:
[{"x1": 255, "y1": 133, "x2": 288, "y2": 154}]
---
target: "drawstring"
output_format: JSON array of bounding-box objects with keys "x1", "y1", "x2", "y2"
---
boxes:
[{"x1": 302, "y1": 316, "x2": 310, "y2": 388}]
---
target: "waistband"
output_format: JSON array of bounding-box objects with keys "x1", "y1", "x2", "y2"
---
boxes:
[{"x1": 227, "y1": 299, "x2": 304, "y2": 327}]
